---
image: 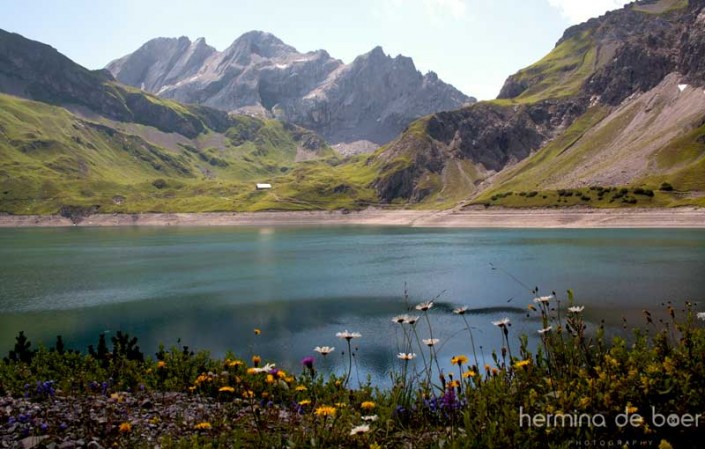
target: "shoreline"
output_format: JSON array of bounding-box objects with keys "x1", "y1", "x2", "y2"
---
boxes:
[{"x1": 1, "y1": 207, "x2": 704, "y2": 228}]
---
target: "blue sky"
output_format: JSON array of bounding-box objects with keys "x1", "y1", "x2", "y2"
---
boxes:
[{"x1": 1, "y1": 0, "x2": 628, "y2": 100}]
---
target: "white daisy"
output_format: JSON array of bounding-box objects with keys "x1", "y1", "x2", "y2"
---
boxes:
[
  {"x1": 397, "y1": 353, "x2": 417, "y2": 360},
  {"x1": 336, "y1": 330, "x2": 362, "y2": 340},
  {"x1": 314, "y1": 346, "x2": 335, "y2": 356}
]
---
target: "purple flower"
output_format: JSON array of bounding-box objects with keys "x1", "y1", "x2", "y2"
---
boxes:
[
  {"x1": 59, "y1": 422, "x2": 68, "y2": 431},
  {"x1": 301, "y1": 356, "x2": 314, "y2": 369},
  {"x1": 40, "y1": 422, "x2": 48, "y2": 433}
]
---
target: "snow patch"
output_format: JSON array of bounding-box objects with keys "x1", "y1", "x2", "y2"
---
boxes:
[
  {"x1": 275, "y1": 64, "x2": 288, "y2": 69},
  {"x1": 678, "y1": 84, "x2": 688, "y2": 92}
]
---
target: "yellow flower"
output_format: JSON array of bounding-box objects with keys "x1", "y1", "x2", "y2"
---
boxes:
[
  {"x1": 491, "y1": 368, "x2": 499, "y2": 376},
  {"x1": 219, "y1": 386, "x2": 235, "y2": 393},
  {"x1": 228, "y1": 360, "x2": 243, "y2": 368},
  {"x1": 277, "y1": 370, "x2": 287, "y2": 379},
  {"x1": 298, "y1": 399, "x2": 311, "y2": 406},
  {"x1": 266, "y1": 374, "x2": 275, "y2": 384},
  {"x1": 157, "y1": 360, "x2": 166, "y2": 369},
  {"x1": 514, "y1": 359, "x2": 531, "y2": 369},
  {"x1": 314, "y1": 405, "x2": 337, "y2": 417},
  {"x1": 627, "y1": 404, "x2": 638, "y2": 414},
  {"x1": 361, "y1": 401, "x2": 376, "y2": 410},
  {"x1": 579, "y1": 397, "x2": 590, "y2": 408},
  {"x1": 253, "y1": 328, "x2": 261, "y2": 335},
  {"x1": 118, "y1": 422, "x2": 132, "y2": 433},
  {"x1": 247, "y1": 368, "x2": 258, "y2": 375},
  {"x1": 243, "y1": 390, "x2": 255, "y2": 399},
  {"x1": 284, "y1": 376, "x2": 295, "y2": 383},
  {"x1": 448, "y1": 380, "x2": 460, "y2": 388},
  {"x1": 463, "y1": 370, "x2": 476, "y2": 378},
  {"x1": 252, "y1": 355, "x2": 261, "y2": 366},
  {"x1": 370, "y1": 444, "x2": 382, "y2": 449},
  {"x1": 194, "y1": 422, "x2": 212, "y2": 430},
  {"x1": 451, "y1": 355, "x2": 469, "y2": 366},
  {"x1": 261, "y1": 392, "x2": 269, "y2": 399},
  {"x1": 658, "y1": 440, "x2": 673, "y2": 449},
  {"x1": 335, "y1": 402, "x2": 348, "y2": 408},
  {"x1": 295, "y1": 385, "x2": 308, "y2": 392}
]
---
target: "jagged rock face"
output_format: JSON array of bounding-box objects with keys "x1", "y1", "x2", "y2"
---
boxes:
[
  {"x1": 500, "y1": 0, "x2": 705, "y2": 106},
  {"x1": 107, "y1": 31, "x2": 474, "y2": 146},
  {"x1": 373, "y1": 101, "x2": 585, "y2": 202}
]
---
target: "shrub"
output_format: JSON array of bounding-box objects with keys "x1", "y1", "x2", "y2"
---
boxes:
[
  {"x1": 660, "y1": 182, "x2": 674, "y2": 191},
  {"x1": 152, "y1": 179, "x2": 168, "y2": 189}
]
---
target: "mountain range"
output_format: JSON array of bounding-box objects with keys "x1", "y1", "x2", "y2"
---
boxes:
[
  {"x1": 107, "y1": 32, "x2": 474, "y2": 153},
  {"x1": 0, "y1": 0, "x2": 704, "y2": 215}
]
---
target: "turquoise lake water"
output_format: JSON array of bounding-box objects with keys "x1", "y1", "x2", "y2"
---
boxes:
[{"x1": 0, "y1": 226, "x2": 703, "y2": 383}]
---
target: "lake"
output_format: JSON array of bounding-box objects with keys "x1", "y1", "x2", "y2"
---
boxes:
[{"x1": 0, "y1": 226, "x2": 704, "y2": 384}]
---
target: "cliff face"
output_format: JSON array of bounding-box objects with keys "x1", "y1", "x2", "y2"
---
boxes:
[
  {"x1": 371, "y1": 0, "x2": 705, "y2": 205},
  {"x1": 107, "y1": 32, "x2": 474, "y2": 148}
]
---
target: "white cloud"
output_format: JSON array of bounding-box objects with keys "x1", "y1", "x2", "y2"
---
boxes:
[{"x1": 547, "y1": 0, "x2": 630, "y2": 24}]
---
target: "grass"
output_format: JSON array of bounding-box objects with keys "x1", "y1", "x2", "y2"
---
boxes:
[
  {"x1": 2, "y1": 294, "x2": 705, "y2": 448},
  {"x1": 493, "y1": 30, "x2": 597, "y2": 104},
  {"x1": 0, "y1": 93, "x2": 353, "y2": 215}
]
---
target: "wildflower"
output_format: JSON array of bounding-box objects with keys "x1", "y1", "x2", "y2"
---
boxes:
[
  {"x1": 362, "y1": 415, "x2": 379, "y2": 421},
  {"x1": 397, "y1": 353, "x2": 416, "y2": 360},
  {"x1": 533, "y1": 295, "x2": 554, "y2": 304},
  {"x1": 422, "y1": 338, "x2": 440, "y2": 347},
  {"x1": 361, "y1": 401, "x2": 376, "y2": 410},
  {"x1": 249, "y1": 363, "x2": 276, "y2": 374},
  {"x1": 463, "y1": 370, "x2": 476, "y2": 378},
  {"x1": 335, "y1": 402, "x2": 348, "y2": 408},
  {"x1": 659, "y1": 440, "x2": 673, "y2": 449},
  {"x1": 218, "y1": 386, "x2": 235, "y2": 393},
  {"x1": 392, "y1": 314, "x2": 408, "y2": 324},
  {"x1": 404, "y1": 315, "x2": 420, "y2": 324},
  {"x1": 243, "y1": 390, "x2": 255, "y2": 398},
  {"x1": 514, "y1": 359, "x2": 531, "y2": 369},
  {"x1": 251, "y1": 355, "x2": 261, "y2": 366},
  {"x1": 527, "y1": 304, "x2": 537, "y2": 311},
  {"x1": 538, "y1": 326, "x2": 552, "y2": 335},
  {"x1": 301, "y1": 356, "x2": 315, "y2": 369},
  {"x1": 298, "y1": 399, "x2": 311, "y2": 406},
  {"x1": 697, "y1": 312, "x2": 705, "y2": 320},
  {"x1": 451, "y1": 355, "x2": 468, "y2": 366},
  {"x1": 157, "y1": 360, "x2": 166, "y2": 369},
  {"x1": 227, "y1": 360, "x2": 243, "y2": 368},
  {"x1": 568, "y1": 306, "x2": 585, "y2": 313},
  {"x1": 253, "y1": 328, "x2": 261, "y2": 335},
  {"x1": 266, "y1": 374, "x2": 275, "y2": 384},
  {"x1": 415, "y1": 300, "x2": 434, "y2": 311},
  {"x1": 350, "y1": 424, "x2": 370, "y2": 435},
  {"x1": 447, "y1": 380, "x2": 460, "y2": 388},
  {"x1": 336, "y1": 330, "x2": 362, "y2": 340},
  {"x1": 118, "y1": 422, "x2": 132, "y2": 433},
  {"x1": 194, "y1": 422, "x2": 212, "y2": 430},
  {"x1": 491, "y1": 318, "x2": 511, "y2": 328},
  {"x1": 314, "y1": 346, "x2": 335, "y2": 356},
  {"x1": 295, "y1": 385, "x2": 307, "y2": 392},
  {"x1": 453, "y1": 306, "x2": 469, "y2": 315},
  {"x1": 314, "y1": 405, "x2": 337, "y2": 417}
]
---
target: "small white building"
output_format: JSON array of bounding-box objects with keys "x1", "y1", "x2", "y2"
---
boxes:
[{"x1": 256, "y1": 183, "x2": 272, "y2": 190}]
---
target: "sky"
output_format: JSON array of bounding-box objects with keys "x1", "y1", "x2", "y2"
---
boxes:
[{"x1": 1, "y1": 0, "x2": 629, "y2": 100}]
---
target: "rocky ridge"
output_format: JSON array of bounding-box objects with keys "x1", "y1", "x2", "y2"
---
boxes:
[{"x1": 107, "y1": 31, "x2": 474, "y2": 149}]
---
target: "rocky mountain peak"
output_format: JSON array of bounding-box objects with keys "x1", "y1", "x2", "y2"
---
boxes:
[
  {"x1": 223, "y1": 30, "x2": 296, "y2": 60},
  {"x1": 107, "y1": 32, "x2": 475, "y2": 149}
]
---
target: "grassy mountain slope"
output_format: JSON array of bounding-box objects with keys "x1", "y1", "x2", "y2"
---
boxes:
[
  {"x1": 360, "y1": 0, "x2": 705, "y2": 209},
  {"x1": 0, "y1": 93, "x2": 345, "y2": 214}
]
